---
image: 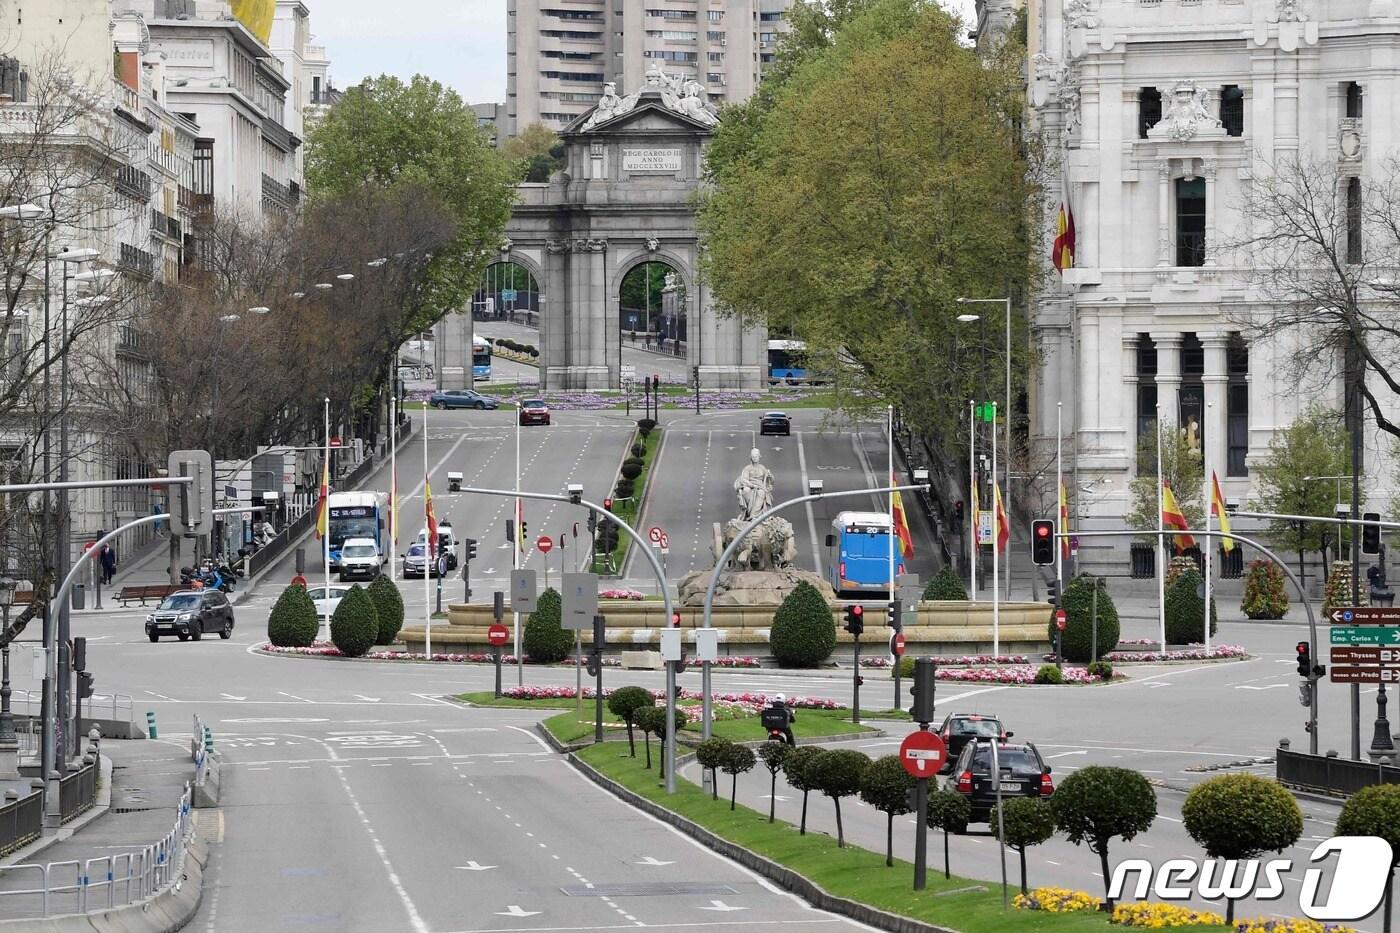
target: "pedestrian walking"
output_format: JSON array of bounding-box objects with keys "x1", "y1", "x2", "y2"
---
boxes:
[{"x1": 100, "y1": 543, "x2": 117, "y2": 585}]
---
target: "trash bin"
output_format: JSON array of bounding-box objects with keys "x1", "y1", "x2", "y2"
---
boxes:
[{"x1": 71, "y1": 584, "x2": 85, "y2": 610}]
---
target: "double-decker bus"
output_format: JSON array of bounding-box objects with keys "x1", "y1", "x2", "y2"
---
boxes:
[
  {"x1": 327, "y1": 491, "x2": 387, "y2": 569},
  {"x1": 825, "y1": 511, "x2": 906, "y2": 597},
  {"x1": 473, "y1": 335, "x2": 492, "y2": 381}
]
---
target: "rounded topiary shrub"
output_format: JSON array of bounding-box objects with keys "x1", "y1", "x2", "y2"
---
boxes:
[
  {"x1": 267, "y1": 583, "x2": 319, "y2": 647},
  {"x1": 1241, "y1": 559, "x2": 1289, "y2": 620},
  {"x1": 1052, "y1": 575, "x2": 1119, "y2": 662},
  {"x1": 1337, "y1": 784, "x2": 1400, "y2": 865},
  {"x1": 1034, "y1": 664, "x2": 1063, "y2": 685},
  {"x1": 330, "y1": 585, "x2": 379, "y2": 658},
  {"x1": 923, "y1": 565, "x2": 967, "y2": 601},
  {"x1": 769, "y1": 581, "x2": 837, "y2": 667},
  {"x1": 1165, "y1": 567, "x2": 1217, "y2": 646},
  {"x1": 1182, "y1": 774, "x2": 1303, "y2": 923},
  {"x1": 637, "y1": 418, "x2": 657, "y2": 437},
  {"x1": 366, "y1": 574, "x2": 405, "y2": 645},
  {"x1": 631, "y1": 442, "x2": 646, "y2": 458},
  {"x1": 614, "y1": 477, "x2": 635, "y2": 499},
  {"x1": 523, "y1": 587, "x2": 572, "y2": 663},
  {"x1": 620, "y1": 461, "x2": 643, "y2": 481}
]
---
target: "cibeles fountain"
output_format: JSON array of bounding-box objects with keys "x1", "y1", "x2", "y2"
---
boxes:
[{"x1": 675, "y1": 448, "x2": 837, "y2": 607}]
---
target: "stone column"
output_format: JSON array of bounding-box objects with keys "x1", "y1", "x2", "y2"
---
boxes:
[
  {"x1": 543, "y1": 241, "x2": 570, "y2": 390},
  {"x1": 1152, "y1": 331, "x2": 1183, "y2": 427},
  {"x1": 1158, "y1": 161, "x2": 1173, "y2": 266},
  {"x1": 1201, "y1": 332, "x2": 1230, "y2": 470},
  {"x1": 1122, "y1": 332, "x2": 1140, "y2": 467},
  {"x1": 591, "y1": 241, "x2": 614, "y2": 389},
  {"x1": 1203, "y1": 160, "x2": 1218, "y2": 266},
  {"x1": 1079, "y1": 310, "x2": 1101, "y2": 428}
]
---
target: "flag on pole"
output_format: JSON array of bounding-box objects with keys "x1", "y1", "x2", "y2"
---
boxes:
[
  {"x1": 1161, "y1": 482, "x2": 1195, "y2": 552},
  {"x1": 313, "y1": 456, "x2": 329, "y2": 539},
  {"x1": 1058, "y1": 480, "x2": 1071, "y2": 560},
  {"x1": 891, "y1": 475, "x2": 914, "y2": 559},
  {"x1": 993, "y1": 482, "x2": 1010, "y2": 554},
  {"x1": 425, "y1": 479, "x2": 438, "y2": 559},
  {"x1": 971, "y1": 483, "x2": 981, "y2": 546},
  {"x1": 1052, "y1": 187, "x2": 1076, "y2": 273},
  {"x1": 1210, "y1": 471, "x2": 1234, "y2": 552},
  {"x1": 516, "y1": 498, "x2": 526, "y2": 550}
]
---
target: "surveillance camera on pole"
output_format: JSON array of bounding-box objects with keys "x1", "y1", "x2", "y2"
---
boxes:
[
  {"x1": 807, "y1": 479, "x2": 824, "y2": 496},
  {"x1": 567, "y1": 483, "x2": 584, "y2": 505}
]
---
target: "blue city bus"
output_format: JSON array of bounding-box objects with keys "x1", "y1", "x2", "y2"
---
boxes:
[
  {"x1": 825, "y1": 511, "x2": 906, "y2": 597},
  {"x1": 767, "y1": 339, "x2": 807, "y2": 383},
  {"x1": 473, "y1": 335, "x2": 492, "y2": 381},
  {"x1": 327, "y1": 491, "x2": 387, "y2": 569}
]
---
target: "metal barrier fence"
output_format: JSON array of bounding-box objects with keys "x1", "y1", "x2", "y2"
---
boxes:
[
  {"x1": 0, "y1": 787, "x2": 42, "y2": 857},
  {"x1": 1276, "y1": 741, "x2": 1400, "y2": 796},
  {"x1": 58, "y1": 760, "x2": 97, "y2": 824},
  {"x1": 0, "y1": 782, "x2": 192, "y2": 919},
  {"x1": 12, "y1": 690, "x2": 134, "y2": 731}
]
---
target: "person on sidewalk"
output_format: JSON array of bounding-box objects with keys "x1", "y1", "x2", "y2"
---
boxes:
[{"x1": 100, "y1": 544, "x2": 117, "y2": 585}]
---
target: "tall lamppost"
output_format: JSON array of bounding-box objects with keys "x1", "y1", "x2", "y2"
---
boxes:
[
  {"x1": 957, "y1": 296, "x2": 1013, "y2": 598},
  {"x1": 956, "y1": 313, "x2": 982, "y2": 591},
  {"x1": 0, "y1": 578, "x2": 17, "y2": 780}
]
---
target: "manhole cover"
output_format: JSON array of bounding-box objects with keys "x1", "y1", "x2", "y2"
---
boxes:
[{"x1": 561, "y1": 883, "x2": 738, "y2": 897}]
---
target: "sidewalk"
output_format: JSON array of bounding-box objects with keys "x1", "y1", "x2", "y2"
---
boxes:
[{"x1": 0, "y1": 734, "x2": 198, "y2": 920}]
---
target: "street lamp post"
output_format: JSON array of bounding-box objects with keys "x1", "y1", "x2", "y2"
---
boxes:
[
  {"x1": 958, "y1": 297, "x2": 1012, "y2": 598},
  {"x1": 0, "y1": 579, "x2": 16, "y2": 780}
]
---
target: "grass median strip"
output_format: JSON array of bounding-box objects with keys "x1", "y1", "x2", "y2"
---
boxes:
[
  {"x1": 572, "y1": 743, "x2": 1231, "y2": 933},
  {"x1": 595, "y1": 426, "x2": 660, "y2": 574}
]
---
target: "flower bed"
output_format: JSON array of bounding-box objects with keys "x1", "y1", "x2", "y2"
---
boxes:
[
  {"x1": 1013, "y1": 889, "x2": 1353, "y2": 931},
  {"x1": 1111, "y1": 903, "x2": 1224, "y2": 927},
  {"x1": 259, "y1": 642, "x2": 761, "y2": 669},
  {"x1": 936, "y1": 665, "x2": 1099, "y2": 685},
  {"x1": 600, "y1": 588, "x2": 646, "y2": 600},
  {"x1": 1102, "y1": 644, "x2": 1247, "y2": 663},
  {"x1": 862, "y1": 654, "x2": 1031, "y2": 668},
  {"x1": 1012, "y1": 887, "x2": 1101, "y2": 913},
  {"x1": 501, "y1": 684, "x2": 839, "y2": 713}
]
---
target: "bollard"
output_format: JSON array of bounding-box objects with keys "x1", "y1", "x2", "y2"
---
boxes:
[{"x1": 146, "y1": 711, "x2": 157, "y2": 739}]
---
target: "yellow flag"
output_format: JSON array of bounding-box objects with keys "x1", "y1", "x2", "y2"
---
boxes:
[{"x1": 229, "y1": 0, "x2": 275, "y2": 43}]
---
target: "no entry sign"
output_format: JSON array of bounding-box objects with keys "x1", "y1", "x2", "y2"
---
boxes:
[
  {"x1": 890, "y1": 632, "x2": 906, "y2": 657},
  {"x1": 487, "y1": 623, "x2": 510, "y2": 647},
  {"x1": 1054, "y1": 608, "x2": 1067, "y2": 631},
  {"x1": 900, "y1": 729, "x2": 947, "y2": 779},
  {"x1": 536, "y1": 535, "x2": 553, "y2": 554}
]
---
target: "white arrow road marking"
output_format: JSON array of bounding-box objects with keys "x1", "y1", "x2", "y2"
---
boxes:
[
  {"x1": 497, "y1": 543, "x2": 512, "y2": 549},
  {"x1": 761, "y1": 794, "x2": 791, "y2": 802},
  {"x1": 1043, "y1": 750, "x2": 1089, "y2": 760},
  {"x1": 495, "y1": 905, "x2": 541, "y2": 917},
  {"x1": 456, "y1": 861, "x2": 497, "y2": 871},
  {"x1": 278, "y1": 691, "x2": 312, "y2": 703},
  {"x1": 698, "y1": 900, "x2": 747, "y2": 912},
  {"x1": 1147, "y1": 682, "x2": 1172, "y2": 689},
  {"x1": 635, "y1": 856, "x2": 675, "y2": 866},
  {"x1": 220, "y1": 693, "x2": 246, "y2": 701},
  {"x1": 482, "y1": 568, "x2": 497, "y2": 574},
  {"x1": 1235, "y1": 684, "x2": 1289, "y2": 690},
  {"x1": 354, "y1": 695, "x2": 383, "y2": 702}
]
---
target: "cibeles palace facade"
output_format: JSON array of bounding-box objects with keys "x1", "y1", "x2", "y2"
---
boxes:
[{"x1": 1004, "y1": 0, "x2": 1400, "y2": 590}]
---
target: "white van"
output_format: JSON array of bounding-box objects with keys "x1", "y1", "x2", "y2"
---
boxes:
[
  {"x1": 339, "y1": 537, "x2": 382, "y2": 582},
  {"x1": 414, "y1": 520, "x2": 458, "y2": 569}
]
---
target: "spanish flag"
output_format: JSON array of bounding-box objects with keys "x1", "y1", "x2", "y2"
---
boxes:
[
  {"x1": 516, "y1": 498, "x2": 526, "y2": 550},
  {"x1": 425, "y1": 479, "x2": 438, "y2": 559},
  {"x1": 891, "y1": 475, "x2": 914, "y2": 559},
  {"x1": 971, "y1": 483, "x2": 981, "y2": 546},
  {"x1": 313, "y1": 457, "x2": 329, "y2": 539},
  {"x1": 1210, "y1": 471, "x2": 1234, "y2": 552},
  {"x1": 1052, "y1": 194, "x2": 1076, "y2": 273},
  {"x1": 1058, "y1": 480, "x2": 1071, "y2": 560},
  {"x1": 1161, "y1": 482, "x2": 1195, "y2": 552},
  {"x1": 993, "y1": 482, "x2": 1010, "y2": 555}
]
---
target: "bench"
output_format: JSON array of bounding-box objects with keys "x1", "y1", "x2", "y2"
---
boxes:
[{"x1": 116, "y1": 585, "x2": 183, "y2": 607}]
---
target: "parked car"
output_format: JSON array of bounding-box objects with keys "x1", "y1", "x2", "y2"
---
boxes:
[
  {"x1": 428, "y1": 389, "x2": 500, "y2": 410},
  {"x1": 759, "y1": 411, "x2": 791, "y2": 436},
  {"x1": 306, "y1": 584, "x2": 351, "y2": 620},
  {"x1": 338, "y1": 537, "x2": 382, "y2": 582},
  {"x1": 518, "y1": 398, "x2": 551, "y2": 426},
  {"x1": 948, "y1": 740, "x2": 1053, "y2": 825},
  {"x1": 935, "y1": 713, "x2": 1009, "y2": 774},
  {"x1": 145, "y1": 590, "x2": 235, "y2": 642},
  {"x1": 402, "y1": 542, "x2": 442, "y2": 578}
]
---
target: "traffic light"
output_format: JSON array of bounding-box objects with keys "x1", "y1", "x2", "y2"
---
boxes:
[
  {"x1": 886, "y1": 599, "x2": 903, "y2": 633},
  {"x1": 954, "y1": 501, "x2": 964, "y2": 524},
  {"x1": 1046, "y1": 578, "x2": 1059, "y2": 605},
  {"x1": 505, "y1": 518, "x2": 515, "y2": 544},
  {"x1": 844, "y1": 604, "x2": 864, "y2": 637},
  {"x1": 1296, "y1": 641, "x2": 1312, "y2": 678},
  {"x1": 1363, "y1": 512, "x2": 1382, "y2": 555},
  {"x1": 77, "y1": 670, "x2": 95, "y2": 700},
  {"x1": 588, "y1": 511, "x2": 598, "y2": 534},
  {"x1": 910, "y1": 657, "x2": 937, "y2": 723},
  {"x1": 1032, "y1": 519, "x2": 1055, "y2": 566},
  {"x1": 72, "y1": 636, "x2": 87, "y2": 672},
  {"x1": 586, "y1": 654, "x2": 601, "y2": 678},
  {"x1": 521, "y1": 520, "x2": 528, "y2": 539},
  {"x1": 465, "y1": 538, "x2": 479, "y2": 562},
  {"x1": 603, "y1": 498, "x2": 613, "y2": 512}
]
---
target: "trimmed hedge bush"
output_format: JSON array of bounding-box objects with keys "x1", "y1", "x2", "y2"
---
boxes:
[
  {"x1": 1182, "y1": 774, "x2": 1303, "y2": 922},
  {"x1": 1086, "y1": 661, "x2": 1113, "y2": 680},
  {"x1": 614, "y1": 477, "x2": 635, "y2": 499},
  {"x1": 1034, "y1": 664, "x2": 1063, "y2": 685},
  {"x1": 769, "y1": 581, "x2": 836, "y2": 667},
  {"x1": 267, "y1": 584, "x2": 319, "y2": 648},
  {"x1": 1165, "y1": 567, "x2": 1217, "y2": 645},
  {"x1": 330, "y1": 585, "x2": 379, "y2": 658},
  {"x1": 631, "y1": 442, "x2": 646, "y2": 458},
  {"x1": 923, "y1": 565, "x2": 968, "y2": 600},
  {"x1": 620, "y1": 461, "x2": 643, "y2": 481},
  {"x1": 637, "y1": 418, "x2": 657, "y2": 437},
  {"x1": 1051, "y1": 766, "x2": 1157, "y2": 912},
  {"x1": 1051, "y1": 574, "x2": 1119, "y2": 662},
  {"x1": 367, "y1": 574, "x2": 405, "y2": 645},
  {"x1": 523, "y1": 588, "x2": 572, "y2": 663}
]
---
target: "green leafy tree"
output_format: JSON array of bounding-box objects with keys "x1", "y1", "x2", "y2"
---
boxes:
[
  {"x1": 633, "y1": 705, "x2": 663, "y2": 770},
  {"x1": 330, "y1": 585, "x2": 379, "y2": 658},
  {"x1": 366, "y1": 574, "x2": 405, "y2": 645},
  {"x1": 927, "y1": 787, "x2": 971, "y2": 879},
  {"x1": 783, "y1": 747, "x2": 825, "y2": 834},
  {"x1": 756, "y1": 743, "x2": 792, "y2": 823},
  {"x1": 500, "y1": 122, "x2": 564, "y2": 183},
  {"x1": 806, "y1": 749, "x2": 870, "y2": 847},
  {"x1": 305, "y1": 74, "x2": 517, "y2": 330},
  {"x1": 267, "y1": 583, "x2": 319, "y2": 648},
  {"x1": 769, "y1": 581, "x2": 837, "y2": 667},
  {"x1": 1336, "y1": 784, "x2": 1400, "y2": 931},
  {"x1": 1127, "y1": 424, "x2": 1204, "y2": 538},
  {"x1": 1164, "y1": 567, "x2": 1218, "y2": 645},
  {"x1": 1182, "y1": 775, "x2": 1303, "y2": 923},
  {"x1": 523, "y1": 588, "x2": 572, "y2": 663},
  {"x1": 1241, "y1": 559, "x2": 1289, "y2": 620},
  {"x1": 994, "y1": 798, "x2": 1057, "y2": 895},
  {"x1": 858, "y1": 755, "x2": 914, "y2": 866},
  {"x1": 1051, "y1": 574, "x2": 1119, "y2": 662},
  {"x1": 923, "y1": 565, "x2": 967, "y2": 600},
  {"x1": 695, "y1": 738, "x2": 732, "y2": 801},
  {"x1": 720, "y1": 743, "x2": 757, "y2": 810},
  {"x1": 1051, "y1": 766, "x2": 1157, "y2": 912},
  {"x1": 606, "y1": 686, "x2": 653, "y2": 756},
  {"x1": 1251, "y1": 405, "x2": 1354, "y2": 572}
]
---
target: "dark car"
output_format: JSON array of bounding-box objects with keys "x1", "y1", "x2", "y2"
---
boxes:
[
  {"x1": 429, "y1": 389, "x2": 499, "y2": 410},
  {"x1": 759, "y1": 411, "x2": 791, "y2": 436},
  {"x1": 145, "y1": 590, "x2": 235, "y2": 643},
  {"x1": 401, "y1": 542, "x2": 441, "y2": 579},
  {"x1": 935, "y1": 713, "x2": 1008, "y2": 773},
  {"x1": 948, "y1": 740, "x2": 1053, "y2": 824},
  {"x1": 519, "y1": 398, "x2": 551, "y2": 426}
]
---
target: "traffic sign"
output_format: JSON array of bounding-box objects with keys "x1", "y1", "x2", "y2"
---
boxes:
[
  {"x1": 291, "y1": 574, "x2": 307, "y2": 587},
  {"x1": 487, "y1": 623, "x2": 510, "y2": 647},
  {"x1": 329, "y1": 437, "x2": 343, "y2": 448},
  {"x1": 891, "y1": 632, "x2": 906, "y2": 657},
  {"x1": 649, "y1": 526, "x2": 663, "y2": 543},
  {"x1": 223, "y1": 484, "x2": 238, "y2": 499},
  {"x1": 1331, "y1": 627, "x2": 1400, "y2": 646},
  {"x1": 562, "y1": 572, "x2": 599, "y2": 631},
  {"x1": 1330, "y1": 645, "x2": 1400, "y2": 664},
  {"x1": 1054, "y1": 608, "x2": 1068, "y2": 632},
  {"x1": 84, "y1": 540, "x2": 96, "y2": 558},
  {"x1": 899, "y1": 730, "x2": 947, "y2": 778},
  {"x1": 660, "y1": 532, "x2": 670, "y2": 551},
  {"x1": 1331, "y1": 666, "x2": 1400, "y2": 684},
  {"x1": 536, "y1": 535, "x2": 554, "y2": 554},
  {"x1": 1328, "y1": 607, "x2": 1400, "y2": 625},
  {"x1": 501, "y1": 288, "x2": 518, "y2": 302},
  {"x1": 510, "y1": 569, "x2": 538, "y2": 613}
]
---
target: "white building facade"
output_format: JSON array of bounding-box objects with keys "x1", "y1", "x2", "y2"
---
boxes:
[{"x1": 1025, "y1": 0, "x2": 1400, "y2": 586}]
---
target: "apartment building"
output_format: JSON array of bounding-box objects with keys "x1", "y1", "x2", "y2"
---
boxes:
[{"x1": 506, "y1": 0, "x2": 792, "y2": 137}]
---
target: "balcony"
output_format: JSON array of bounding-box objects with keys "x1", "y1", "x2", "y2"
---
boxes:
[
  {"x1": 118, "y1": 243, "x2": 155, "y2": 280},
  {"x1": 115, "y1": 165, "x2": 151, "y2": 202},
  {"x1": 150, "y1": 208, "x2": 181, "y2": 242},
  {"x1": 261, "y1": 173, "x2": 296, "y2": 211},
  {"x1": 116, "y1": 324, "x2": 147, "y2": 358}
]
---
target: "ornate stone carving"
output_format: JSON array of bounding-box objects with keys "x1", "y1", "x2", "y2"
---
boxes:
[
  {"x1": 1270, "y1": 0, "x2": 1307, "y2": 22},
  {"x1": 1147, "y1": 81, "x2": 1225, "y2": 141},
  {"x1": 1057, "y1": 74, "x2": 1082, "y2": 143},
  {"x1": 546, "y1": 239, "x2": 569, "y2": 254},
  {"x1": 645, "y1": 237, "x2": 660, "y2": 252},
  {"x1": 500, "y1": 237, "x2": 513, "y2": 253},
  {"x1": 1339, "y1": 118, "x2": 1363, "y2": 161},
  {"x1": 1064, "y1": 0, "x2": 1098, "y2": 29},
  {"x1": 579, "y1": 68, "x2": 720, "y2": 131},
  {"x1": 580, "y1": 81, "x2": 636, "y2": 130}
]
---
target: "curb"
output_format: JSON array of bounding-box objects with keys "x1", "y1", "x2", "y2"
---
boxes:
[
  {"x1": 538, "y1": 724, "x2": 886, "y2": 756},
  {"x1": 567, "y1": 750, "x2": 958, "y2": 933}
]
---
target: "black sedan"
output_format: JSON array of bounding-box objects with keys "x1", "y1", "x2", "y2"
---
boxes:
[
  {"x1": 948, "y1": 740, "x2": 1053, "y2": 824},
  {"x1": 145, "y1": 590, "x2": 235, "y2": 642},
  {"x1": 935, "y1": 712, "x2": 1008, "y2": 773},
  {"x1": 759, "y1": 411, "x2": 791, "y2": 436},
  {"x1": 429, "y1": 389, "x2": 500, "y2": 410},
  {"x1": 519, "y1": 399, "x2": 551, "y2": 426}
]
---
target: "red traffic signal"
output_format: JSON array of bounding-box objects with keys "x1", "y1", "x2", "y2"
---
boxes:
[
  {"x1": 671, "y1": 611, "x2": 682, "y2": 627},
  {"x1": 603, "y1": 498, "x2": 613, "y2": 511},
  {"x1": 851, "y1": 605, "x2": 863, "y2": 617},
  {"x1": 1032, "y1": 519, "x2": 1055, "y2": 566},
  {"x1": 1296, "y1": 641, "x2": 1311, "y2": 678}
]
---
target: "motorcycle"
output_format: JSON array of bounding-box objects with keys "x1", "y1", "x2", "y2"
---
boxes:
[{"x1": 760, "y1": 704, "x2": 796, "y2": 747}]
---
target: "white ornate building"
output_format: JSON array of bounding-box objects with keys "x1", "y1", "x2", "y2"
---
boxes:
[{"x1": 1021, "y1": 0, "x2": 1400, "y2": 585}]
